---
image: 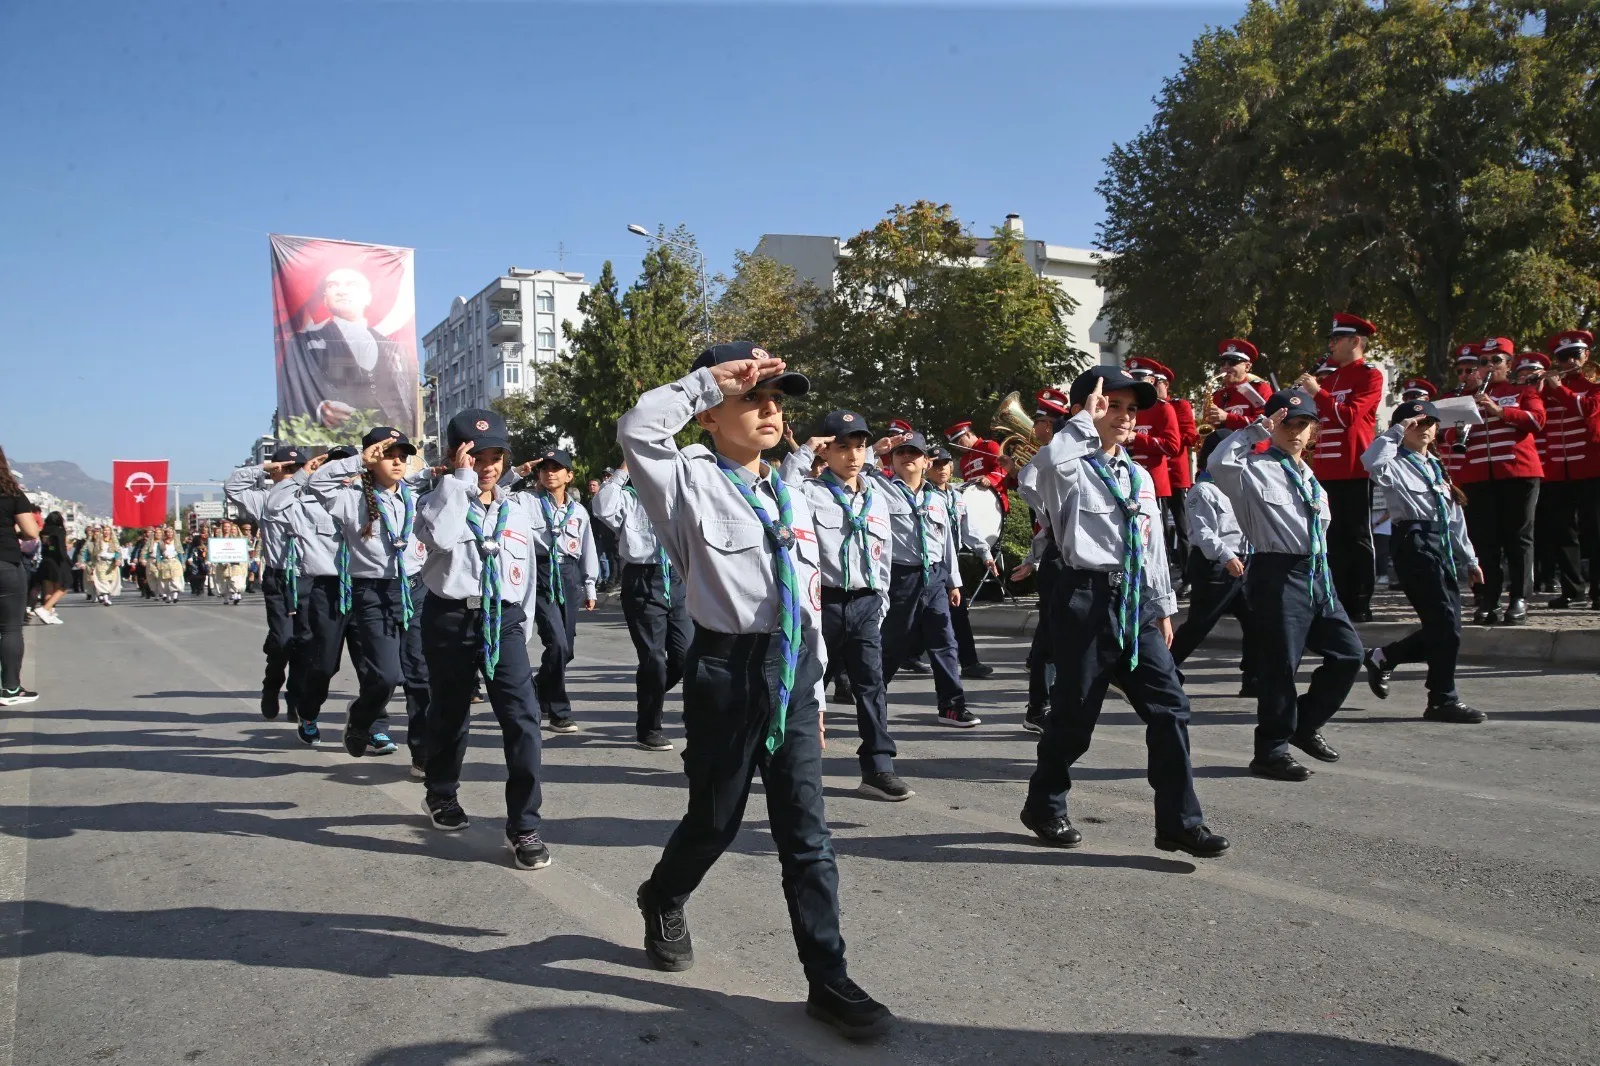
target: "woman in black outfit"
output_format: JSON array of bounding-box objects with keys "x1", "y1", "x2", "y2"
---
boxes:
[
  {"x1": 0, "y1": 446, "x2": 42, "y2": 706},
  {"x1": 31, "y1": 512, "x2": 70, "y2": 624}
]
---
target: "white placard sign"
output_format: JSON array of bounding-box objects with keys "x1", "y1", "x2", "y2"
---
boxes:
[{"x1": 207, "y1": 537, "x2": 250, "y2": 564}]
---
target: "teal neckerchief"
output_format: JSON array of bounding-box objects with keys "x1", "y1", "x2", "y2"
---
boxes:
[
  {"x1": 465, "y1": 494, "x2": 512, "y2": 678},
  {"x1": 623, "y1": 483, "x2": 671, "y2": 605},
  {"x1": 892, "y1": 479, "x2": 933, "y2": 579},
  {"x1": 1402, "y1": 449, "x2": 1456, "y2": 579},
  {"x1": 284, "y1": 535, "x2": 300, "y2": 610},
  {"x1": 374, "y1": 481, "x2": 417, "y2": 625},
  {"x1": 336, "y1": 530, "x2": 351, "y2": 614},
  {"x1": 1267, "y1": 447, "x2": 1334, "y2": 604},
  {"x1": 537, "y1": 493, "x2": 577, "y2": 607},
  {"x1": 820, "y1": 470, "x2": 874, "y2": 591},
  {"x1": 1083, "y1": 451, "x2": 1145, "y2": 669},
  {"x1": 715, "y1": 456, "x2": 800, "y2": 755}
]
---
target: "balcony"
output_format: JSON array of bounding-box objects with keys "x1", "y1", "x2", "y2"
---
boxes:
[
  {"x1": 487, "y1": 307, "x2": 521, "y2": 342},
  {"x1": 495, "y1": 342, "x2": 524, "y2": 364}
]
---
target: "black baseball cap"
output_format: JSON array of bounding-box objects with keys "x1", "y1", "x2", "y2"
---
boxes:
[
  {"x1": 1391, "y1": 400, "x2": 1441, "y2": 426},
  {"x1": 889, "y1": 431, "x2": 930, "y2": 456},
  {"x1": 1263, "y1": 388, "x2": 1319, "y2": 422},
  {"x1": 1069, "y1": 366, "x2": 1157, "y2": 410},
  {"x1": 361, "y1": 426, "x2": 417, "y2": 457},
  {"x1": 537, "y1": 448, "x2": 574, "y2": 470},
  {"x1": 690, "y1": 341, "x2": 810, "y2": 396},
  {"x1": 818, "y1": 410, "x2": 871, "y2": 439},
  {"x1": 326, "y1": 445, "x2": 359, "y2": 461},
  {"x1": 269, "y1": 446, "x2": 306, "y2": 465},
  {"x1": 446, "y1": 409, "x2": 510, "y2": 455}
]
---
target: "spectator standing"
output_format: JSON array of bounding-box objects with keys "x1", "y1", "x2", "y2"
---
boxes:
[{"x1": 0, "y1": 447, "x2": 41, "y2": 705}]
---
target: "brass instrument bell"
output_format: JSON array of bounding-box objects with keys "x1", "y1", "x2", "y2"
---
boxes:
[{"x1": 991, "y1": 391, "x2": 1041, "y2": 465}]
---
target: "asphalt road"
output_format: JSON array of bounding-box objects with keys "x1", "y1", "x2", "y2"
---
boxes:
[{"x1": 2, "y1": 593, "x2": 1597, "y2": 1065}]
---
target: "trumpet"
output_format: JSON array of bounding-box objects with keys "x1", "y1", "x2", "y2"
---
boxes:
[{"x1": 991, "y1": 391, "x2": 1041, "y2": 466}]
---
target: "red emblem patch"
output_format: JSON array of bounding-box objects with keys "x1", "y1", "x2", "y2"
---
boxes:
[
  {"x1": 510, "y1": 565, "x2": 523, "y2": 583},
  {"x1": 475, "y1": 419, "x2": 489, "y2": 432},
  {"x1": 808, "y1": 570, "x2": 821, "y2": 611}
]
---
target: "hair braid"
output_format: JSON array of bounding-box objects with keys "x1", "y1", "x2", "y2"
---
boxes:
[{"x1": 361, "y1": 469, "x2": 379, "y2": 539}]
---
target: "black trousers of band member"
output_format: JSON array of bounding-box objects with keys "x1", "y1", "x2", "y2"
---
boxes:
[
  {"x1": 881, "y1": 562, "x2": 965, "y2": 709},
  {"x1": 1324, "y1": 479, "x2": 1375, "y2": 616},
  {"x1": 645, "y1": 629, "x2": 846, "y2": 985},
  {"x1": 421, "y1": 595, "x2": 543, "y2": 837},
  {"x1": 619, "y1": 562, "x2": 692, "y2": 738},
  {"x1": 1537, "y1": 478, "x2": 1600, "y2": 601},
  {"x1": 1170, "y1": 548, "x2": 1256, "y2": 680},
  {"x1": 1381, "y1": 522, "x2": 1462, "y2": 705},
  {"x1": 1244, "y1": 553, "x2": 1362, "y2": 759},
  {"x1": 1026, "y1": 552, "x2": 1063, "y2": 709},
  {"x1": 1025, "y1": 568, "x2": 1203, "y2": 835},
  {"x1": 1464, "y1": 477, "x2": 1539, "y2": 609},
  {"x1": 1166, "y1": 491, "x2": 1190, "y2": 569},
  {"x1": 821, "y1": 588, "x2": 897, "y2": 774},
  {"x1": 300, "y1": 575, "x2": 397, "y2": 726},
  {"x1": 260, "y1": 567, "x2": 310, "y2": 713},
  {"x1": 533, "y1": 555, "x2": 583, "y2": 721},
  {"x1": 401, "y1": 573, "x2": 431, "y2": 761},
  {"x1": 949, "y1": 595, "x2": 983, "y2": 669}
]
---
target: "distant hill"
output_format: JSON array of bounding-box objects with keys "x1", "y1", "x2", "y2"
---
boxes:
[{"x1": 11, "y1": 461, "x2": 113, "y2": 515}]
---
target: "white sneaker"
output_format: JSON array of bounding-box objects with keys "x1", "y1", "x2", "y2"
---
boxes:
[{"x1": 42, "y1": 610, "x2": 64, "y2": 625}]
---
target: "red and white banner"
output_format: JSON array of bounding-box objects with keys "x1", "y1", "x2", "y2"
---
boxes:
[
  {"x1": 271, "y1": 234, "x2": 419, "y2": 441},
  {"x1": 112, "y1": 460, "x2": 169, "y2": 528}
]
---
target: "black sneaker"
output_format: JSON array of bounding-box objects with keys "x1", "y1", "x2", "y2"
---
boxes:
[
  {"x1": 857, "y1": 772, "x2": 914, "y2": 801},
  {"x1": 1424, "y1": 700, "x2": 1487, "y2": 724},
  {"x1": 260, "y1": 689, "x2": 280, "y2": 721},
  {"x1": 297, "y1": 719, "x2": 320, "y2": 745},
  {"x1": 0, "y1": 687, "x2": 39, "y2": 708},
  {"x1": 422, "y1": 791, "x2": 469, "y2": 831},
  {"x1": 937, "y1": 705, "x2": 981, "y2": 728},
  {"x1": 1020, "y1": 808, "x2": 1083, "y2": 848},
  {"x1": 342, "y1": 722, "x2": 369, "y2": 758},
  {"x1": 507, "y1": 830, "x2": 552, "y2": 870},
  {"x1": 637, "y1": 881, "x2": 694, "y2": 972},
  {"x1": 806, "y1": 976, "x2": 892, "y2": 1040},
  {"x1": 960, "y1": 662, "x2": 995, "y2": 680},
  {"x1": 830, "y1": 682, "x2": 854, "y2": 705},
  {"x1": 1363, "y1": 649, "x2": 1391, "y2": 700},
  {"x1": 1022, "y1": 705, "x2": 1047, "y2": 734},
  {"x1": 547, "y1": 715, "x2": 580, "y2": 734},
  {"x1": 366, "y1": 732, "x2": 399, "y2": 756},
  {"x1": 285, "y1": 699, "x2": 299, "y2": 724},
  {"x1": 637, "y1": 730, "x2": 674, "y2": 751}
]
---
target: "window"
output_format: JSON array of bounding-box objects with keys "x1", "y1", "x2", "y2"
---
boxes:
[
  {"x1": 506, "y1": 365, "x2": 519, "y2": 385},
  {"x1": 535, "y1": 292, "x2": 554, "y2": 313},
  {"x1": 537, "y1": 329, "x2": 556, "y2": 350},
  {"x1": 493, "y1": 368, "x2": 502, "y2": 389}
]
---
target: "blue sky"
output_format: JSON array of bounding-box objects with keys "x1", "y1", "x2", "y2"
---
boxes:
[{"x1": 0, "y1": 0, "x2": 1243, "y2": 486}]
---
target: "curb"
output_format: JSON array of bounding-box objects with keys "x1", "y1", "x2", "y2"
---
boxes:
[{"x1": 966, "y1": 603, "x2": 1600, "y2": 668}]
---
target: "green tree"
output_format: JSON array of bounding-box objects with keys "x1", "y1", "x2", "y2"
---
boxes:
[{"x1": 712, "y1": 250, "x2": 814, "y2": 351}]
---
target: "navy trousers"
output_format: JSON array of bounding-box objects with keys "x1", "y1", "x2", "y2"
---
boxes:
[
  {"x1": 334, "y1": 578, "x2": 407, "y2": 736},
  {"x1": 1025, "y1": 568, "x2": 1204, "y2": 835},
  {"x1": 260, "y1": 566, "x2": 310, "y2": 712},
  {"x1": 1244, "y1": 553, "x2": 1362, "y2": 759},
  {"x1": 533, "y1": 555, "x2": 583, "y2": 721},
  {"x1": 1169, "y1": 547, "x2": 1256, "y2": 680},
  {"x1": 646, "y1": 629, "x2": 846, "y2": 985},
  {"x1": 1026, "y1": 549, "x2": 1062, "y2": 709},
  {"x1": 400, "y1": 572, "x2": 431, "y2": 759},
  {"x1": 1381, "y1": 522, "x2": 1463, "y2": 705},
  {"x1": 300, "y1": 576, "x2": 387, "y2": 723},
  {"x1": 881, "y1": 562, "x2": 966, "y2": 710},
  {"x1": 421, "y1": 594, "x2": 543, "y2": 837},
  {"x1": 820, "y1": 588, "x2": 897, "y2": 774},
  {"x1": 619, "y1": 562, "x2": 692, "y2": 737}
]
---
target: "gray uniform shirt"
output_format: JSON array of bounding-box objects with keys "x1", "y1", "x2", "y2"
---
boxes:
[
  {"x1": 778, "y1": 447, "x2": 892, "y2": 618},
  {"x1": 224, "y1": 466, "x2": 293, "y2": 570},
  {"x1": 1031, "y1": 410, "x2": 1177, "y2": 617},
  {"x1": 415, "y1": 469, "x2": 539, "y2": 608},
  {"x1": 1207, "y1": 421, "x2": 1330, "y2": 556},
  {"x1": 1362, "y1": 425, "x2": 1478, "y2": 569},
  {"x1": 516, "y1": 491, "x2": 600, "y2": 600},
  {"x1": 306, "y1": 455, "x2": 422, "y2": 579},
  {"x1": 276, "y1": 470, "x2": 342, "y2": 578},
  {"x1": 1185, "y1": 480, "x2": 1248, "y2": 565},
  {"x1": 591, "y1": 471, "x2": 667, "y2": 565},
  {"x1": 616, "y1": 367, "x2": 825, "y2": 639},
  {"x1": 861, "y1": 466, "x2": 961, "y2": 590}
]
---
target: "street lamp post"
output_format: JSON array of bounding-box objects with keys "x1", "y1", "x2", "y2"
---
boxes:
[{"x1": 627, "y1": 223, "x2": 712, "y2": 343}]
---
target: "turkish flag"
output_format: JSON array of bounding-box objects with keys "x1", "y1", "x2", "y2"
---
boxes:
[{"x1": 113, "y1": 460, "x2": 170, "y2": 528}]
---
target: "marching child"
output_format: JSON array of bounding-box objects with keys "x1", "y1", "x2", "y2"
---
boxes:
[
  {"x1": 286, "y1": 445, "x2": 363, "y2": 745},
  {"x1": 145, "y1": 528, "x2": 187, "y2": 602},
  {"x1": 926, "y1": 447, "x2": 997, "y2": 681},
  {"x1": 211, "y1": 522, "x2": 248, "y2": 605},
  {"x1": 1360, "y1": 402, "x2": 1486, "y2": 723},
  {"x1": 1209, "y1": 389, "x2": 1363, "y2": 781},
  {"x1": 592, "y1": 460, "x2": 692, "y2": 751},
  {"x1": 414, "y1": 409, "x2": 551, "y2": 871},
  {"x1": 618, "y1": 342, "x2": 891, "y2": 1040},
  {"x1": 1169, "y1": 431, "x2": 1258, "y2": 695},
  {"x1": 89, "y1": 529, "x2": 122, "y2": 605}
]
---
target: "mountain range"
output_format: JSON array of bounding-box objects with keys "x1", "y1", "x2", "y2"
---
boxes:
[{"x1": 11, "y1": 461, "x2": 113, "y2": 516}]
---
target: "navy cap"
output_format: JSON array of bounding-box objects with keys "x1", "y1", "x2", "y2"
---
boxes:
[
  {"x1": 1068, "y1": 366, "x2": 1157, "y2": 410},
  {"x1": 536, "y1": 448, "x2": 574, "y2": 471},
  {"x1": 818, "y1": 410, "x2": 871, "y2": 439},
  {"x1": 889, "y1": 431, "x2": 930, "y2": 456},
  {"x1": 446, "y1": 409, "x2": 509, "y2": 456},
  {"x1": 929, "y1": 446, "x2": 954, "y2": 463},
  {"x1": 1263, "y1": 388, "x2": 1319, "y2": 421},
  {"x1": 360, "y1": 426, "x2": 417, "y2": 457},
  {"x1": 325, "y1": 445, "x2": 359, "y2": 461},
  {"x1": 1391, "y1": 400, "x2": 1441, "y2": 426},
  {"x1": 269, "y1": 446, "x2": 307, "y2": 465},
  {"x1": 690, "y1": 341, "x2": 810, "y2": 396}
]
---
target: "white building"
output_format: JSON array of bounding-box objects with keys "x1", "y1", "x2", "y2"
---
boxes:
[
  {"x1": 754, "y1": 214, "x2": 1125, "y2": 365},
  {"x1": 421, "y1": 267, "x2": 588, "y2": 423}
]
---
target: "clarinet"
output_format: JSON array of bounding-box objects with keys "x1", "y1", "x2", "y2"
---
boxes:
[{"x1": 1453, "y1": 380, "x2": 1490, "y2": 455}]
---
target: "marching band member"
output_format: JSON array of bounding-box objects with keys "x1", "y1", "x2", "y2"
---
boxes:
[
  {"x1": 1536, "y1": 331, "x2": 1600, "y2": 610},
  {"x1": 780, "y1": 411, "x2": 906, "y2": 801},
  {"x1": 1013, "y1": 387, "x2": 1071, "y2": 734},
  {"x1": 1165, "y1": 372, "x2": 1199, "y2": 571},
  {"x1": 1448, "y1": 338, "x2": 1545, "y2": 625},
  {"x1": 1300, "y1": 313, "x2": 1385, "y2": 623},
  {"x1": 1122, "y1": 359, "x2": 1182, "y2": 545},
  {"x1": 414, "y1": 409, "x2": 551, "y2": 872},
  {"x1": 1169, "y1": 431, "x2": 1257, "y2": 696},
  {"x1": 1360, "y1": 401, "x2": 1485, "y2": 723},
  {"x1": 1400, "y1": 377, "x2": 1438, "y2": 404},
  {"x1": 592, "y1": 460, "x2": 692, "y2": 751},
  {"x1": 618, "y1": 343, "x2": 892, "y2": 1040},
  {"x1": 1021, "y1": 367, "x2": 1226, "y2": 857},
  {"x1": 1205, "y1": 339, "x2": 1274, "y2": 432},
  {"x1": 1209, "y1": 388, "x2": 1362, "y2": 782},
  {"x1": 1441, "y1": 345, "x2": 1484, "y2": 485}
]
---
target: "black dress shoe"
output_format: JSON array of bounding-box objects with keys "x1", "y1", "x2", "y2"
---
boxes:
[
  {"x1": 1352, "y1": 608, "x2": 1374, "y2": 623},
  {"x1": 1547, "y1": 596, "x2": 1573, "y2": 609},
  {"x1": 901, "y1": 658, "x2": 930, "y2": 675},
  {"x1": 1424, "y1": 700, "x2": 1487, "y2": 724},
  {"x1": 1237, "y1": 676, "x2": 1259, "y2": 699},
  {"x1": 960, "y1": 662, "x2": 996, "y2": 680},
  {"x1": 1020, "y1": 808, "x2": 1083, "y2": 848},
  {"x1": 1471, "y1": 607, "x2": 1497, "y2": 625},
  {"x1": 1362, "y1": 649, "x2": 1391, "y2": 700},
  {"x1": 1291, "y1": 730, "x2": 1340, "y2": 762},
  {"x1": 1250, "y1": 754, "x2": 1311, "y2": 781},
  {"x1": 1503, "y1": 599, "x2": 1528, "y2": 625},
  {"x1": 1155, "y1": 824, "x2": 1230, "y2": 858}
]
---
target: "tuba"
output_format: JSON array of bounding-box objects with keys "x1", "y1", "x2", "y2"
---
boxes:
[{"x1": 991, "y1": 391, "x2": 1041, "y2": 466}]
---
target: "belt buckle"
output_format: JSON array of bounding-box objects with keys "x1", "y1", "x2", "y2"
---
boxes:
[
  {"x1": 467, "y1": 595, "x2": 483, "y2": 609},
  {"x1": 1107, "y1": 570, "x2": 1125, "y2": 588}
]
